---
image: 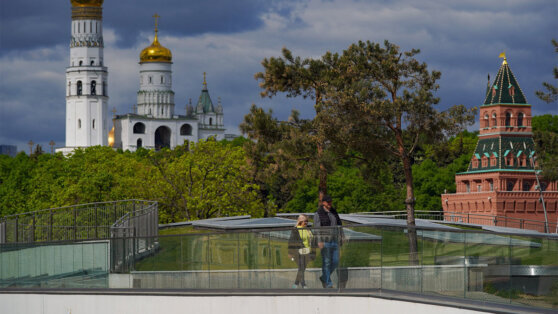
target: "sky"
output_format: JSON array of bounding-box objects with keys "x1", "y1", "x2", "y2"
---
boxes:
[{"x1": 0, "y1": 0, "x2": 557, "y2": 153}]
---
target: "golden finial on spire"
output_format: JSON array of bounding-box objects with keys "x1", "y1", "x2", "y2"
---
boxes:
[
  {"x1": 498, "y1": 51, "x2": 507, "y2": 65},
  {"x1": 203, "y1": 72, "x2": 207, "y2": 86}
]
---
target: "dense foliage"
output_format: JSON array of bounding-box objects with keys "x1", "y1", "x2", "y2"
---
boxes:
[{"x1": 0, "y1": 139, "x2": 264, "y2": 222}]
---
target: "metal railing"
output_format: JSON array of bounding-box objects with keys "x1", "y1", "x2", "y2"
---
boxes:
[
  {"x1": 356, "y1": 210, "x2": 557, "y2": 233},
  {"x1": 0, "y1": 200, "x2": 158, "y2": 244},
  {"x1": 110, "y1": 202, "x2": 159, "y2": 272}
]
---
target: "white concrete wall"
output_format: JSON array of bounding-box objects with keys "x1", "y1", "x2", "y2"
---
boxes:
[{"x1": 0, "y1": 294, "x2": 481, "y2": 314}]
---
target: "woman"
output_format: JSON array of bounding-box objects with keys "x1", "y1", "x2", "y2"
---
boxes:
[{"x1": 288, "y1": 214, "x2": 315, "y2": 288}]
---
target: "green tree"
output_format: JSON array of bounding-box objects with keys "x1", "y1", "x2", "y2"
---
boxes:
[
  {"x1": 0, "y1": 152, "x2": 35, "y2": 215},
  {"x1": 240, "y1": 105, "x2": 318, "y2": 214},
  {"x1": 532, "y1": 114, "x2": 558, "y2": 181},
  {"x1": 140, "y1": 139, "x2": 264, "y2": 223},
  {"x1": 535, "y1": 39, "x2": 558, "y2": 104},
  {"x1": 255, "y1": 48, "x2": 334, "y2": 201},
  {"x1": 424, "y1": 130, "x2": 478, "y2": 167},
  {"x1": 323, "y1": 40, "x2": 476, "y2": 263},
  {"x1": 413, "y1": 154, "x2": 470, "y2": 211},
  {"x1": 286, "y1": 161, "x2": 403, "y2": 213}
]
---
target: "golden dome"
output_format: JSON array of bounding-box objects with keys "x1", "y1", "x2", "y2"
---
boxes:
[
  {"x1": 140, "y1": 14, "x2": 172, "y2": 63},
  {"x1": 139, "y1": 34, "x2": 172, "y2": 63},
  {"x1": 71, "y1": 0, "x2": 103, "y2": 7},
  {"x1": 108, "y1": 125, "x2": 115, "y2": 148}
]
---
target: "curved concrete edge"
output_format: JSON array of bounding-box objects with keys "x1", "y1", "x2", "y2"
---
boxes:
[
  {"x1": 0, "y1": 289, "x2": 551, "y2": 314},
  {"x1": 0, "y1": 293, "x2": 483, "y2": 314}
]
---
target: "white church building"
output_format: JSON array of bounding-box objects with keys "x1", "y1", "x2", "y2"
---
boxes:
[{"x1": 58, "y1": 0, "x2": 226, "y2": 153}]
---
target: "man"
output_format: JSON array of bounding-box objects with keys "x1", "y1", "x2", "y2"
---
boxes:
[{"x1": 313, "y1": 195, "x2": 342, "y2": 288}]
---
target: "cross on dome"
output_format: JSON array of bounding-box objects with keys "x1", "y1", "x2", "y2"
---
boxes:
[{"x1": 153, "y1": 13, "x2": 160, "y2": 35}]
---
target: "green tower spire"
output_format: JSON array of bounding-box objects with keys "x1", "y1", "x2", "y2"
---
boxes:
[{"x1": 483, "y1": 55, "x2": 527, "y2": 105}]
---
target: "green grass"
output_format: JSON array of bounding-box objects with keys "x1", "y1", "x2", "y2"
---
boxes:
[{"x1": 159, "y1": 225, "x2": 215, "y2": 235}]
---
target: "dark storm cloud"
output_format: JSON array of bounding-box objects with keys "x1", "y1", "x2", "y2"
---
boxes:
[
  {"x1": 0, "y1": 0, "x2": 556, "y2": 153},
  {"x1": 0, "y1": 0, "x2": 300, "y2": 54},
  {"x1": 0, "y1": 2, "x2": 68, "y2": 53}
]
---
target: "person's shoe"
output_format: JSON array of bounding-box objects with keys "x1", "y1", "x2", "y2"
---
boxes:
[
  {"x1": 292, "y1": 284, "x2": 298, "y2": 289},
  {"x1": 301, "y1": 284, "x2": 308, "y2": 289},
  {"x1": 319, "y1": 276, "x2": 327, "y2": 288}
]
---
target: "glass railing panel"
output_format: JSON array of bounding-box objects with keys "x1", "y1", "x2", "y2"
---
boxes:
[
  {"x1": 338, "y1": 226, "x2": 382, "y2": 290},
  {"x1": 509, "y1": 235, "x2": 558, "y2": 309},
  {"x1": 0, "y1": 241, "x2": 110, "y2": 289},
  {"x1": 206, "y1": 232, "x2": 239, "y2": 289},
  {"x1": 418, "y1": 229, "x2": 466, "y2": 298},
  {"x1": 131, "y1": 233, "x2": 212, "y2": 289},
  {"x1": 380, "y1": 226, "x2": 421, "y2": 292},
  {"x1": 463, "y1": 231, "x2": 512, "y2": 304},
  {"x1": 237, "y1": 230, "x2": 275, "y2": 289},
  {"x1": 0, "y1": 243, "x2": 20, "y2": 286},
  {"x1": 132, "y1": 235, "x2": 183, "y2": 289}
]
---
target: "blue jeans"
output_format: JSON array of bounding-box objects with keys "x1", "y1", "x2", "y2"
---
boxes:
[{"x1": 320, "y1": 241, "x2": 339, "y2": 288}]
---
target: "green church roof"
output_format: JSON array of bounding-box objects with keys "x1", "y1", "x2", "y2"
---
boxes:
[
  {"x1": 483, "y1": 58, "x2": 527, "y2": 105},
  {"x1": 196, "y1": 73, "x2": 215, "y2": 114},
  {"x1": 466, "y1": 137, "x2": 536, "y2": 172}
]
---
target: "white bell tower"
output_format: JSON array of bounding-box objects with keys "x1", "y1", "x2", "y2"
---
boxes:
[{"x1": 58, "y1": 0, "x2": 108, "y2": 153}]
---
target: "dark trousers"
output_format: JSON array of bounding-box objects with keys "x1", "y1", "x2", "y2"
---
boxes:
[{"x1": 294, "y1": 254, "x2": 310, "y2": 285}]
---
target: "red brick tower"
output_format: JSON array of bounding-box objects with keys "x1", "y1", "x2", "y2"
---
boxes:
[{"x1": 441, "y1": 55, "x2": 558, "y2": 232}]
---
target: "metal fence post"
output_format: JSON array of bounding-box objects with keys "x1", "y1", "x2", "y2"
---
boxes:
[
  {"x1": 95, "y1": 205, "x2": 98, "y2": 239},
  {"x1": 0, "y1": 220, "x2": 5, "y2": 244},
  {"x1": 74, "y1": 207, "x2": 77, "y2": 240},
  {"x1": 113, "y1": 203, "x2": 117, "y2": 224},
  {"x1": 49, "y1": 210, "x2": 53, "y2": 241},
  {"x1": 32, "y1": 213, "x2": 36, "y2": 242},
  {"x1": 15, "y1": 216, "x2": 18, "y2": 243},
  {"x1": 132, "y1": 227, "x2": 136, "y2": 272}
]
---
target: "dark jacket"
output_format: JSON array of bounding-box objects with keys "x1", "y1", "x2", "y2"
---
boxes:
[{"x1": 313, "y1": 205, "x2": 343, "y2": 244}]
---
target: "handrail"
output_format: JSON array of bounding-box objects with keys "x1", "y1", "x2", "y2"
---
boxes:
[
  {"x1": 355, "y1": 210, "x2": 557, "y2": 233},
  {"x1": 0, "y1": 200, "x2": 158, "y2": 243},
  {"x1": 0, "y1": 199, "x2": 153, "y2": 220}
]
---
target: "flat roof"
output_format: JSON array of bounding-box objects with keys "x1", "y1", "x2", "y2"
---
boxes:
[
  {"x1": 340, "y1": 216, "x2": 458, "y2": 230},
  {"x1": 192, "y1": 217, "x2": 297, "y2": 230}
]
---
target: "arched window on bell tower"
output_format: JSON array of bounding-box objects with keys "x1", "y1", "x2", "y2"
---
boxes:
[
  {"x1": 91, "y1": 81, "x2": 96, "y2": 96},
  {"x1": 77, "y1": 81, "x2": 82, "y2": 96},
  {"x1": 483, "y1": 113, "x2": 489, "y2": 128},
  {"x1": 505, "y1": 112, "x2": 511, "y2": 127},
  {"x1": 492, "y1": 112, "x2": 497, "y2": 127},
  {"x1": 517, "y1": 113, "x2": 524, "y2": 127}
]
